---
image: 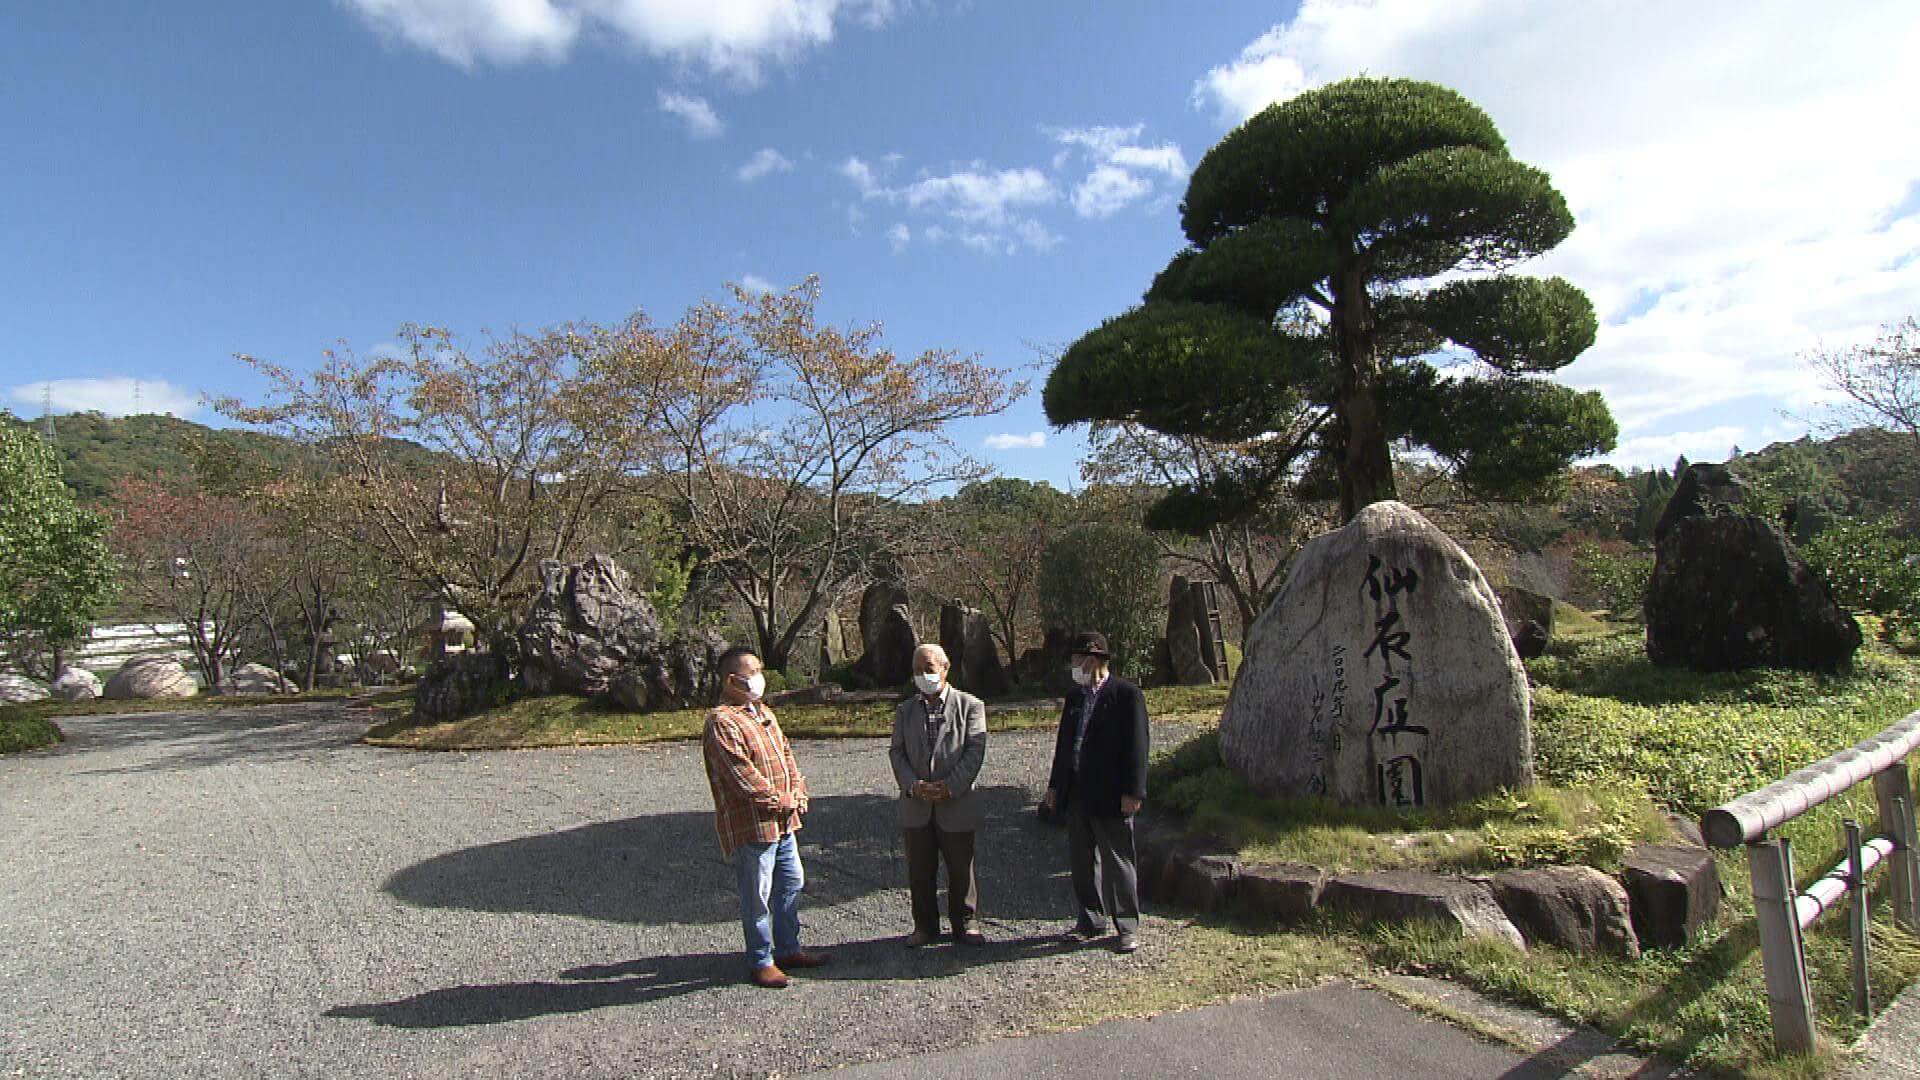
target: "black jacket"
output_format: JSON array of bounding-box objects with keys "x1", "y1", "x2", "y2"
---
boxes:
[{"x1": 1047, "y1": 675, "x2": 1149, "y2": 817}]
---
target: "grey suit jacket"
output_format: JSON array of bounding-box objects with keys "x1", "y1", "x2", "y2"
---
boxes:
[{"x1": 889, "y1": 687, "x2": 988, "y2": 831}]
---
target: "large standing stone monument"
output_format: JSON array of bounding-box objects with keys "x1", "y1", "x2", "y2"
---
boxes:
[
  {"x1": 1165, "y1": 576, "x2": 1218, "y2": 685},
  {"x1": 938, "y1": 602, "x2": 1012, "y2": 697},
  {"x1": 1221, "y1": 501, "x2": 1531, "y2": 808},
  {"x1": 851, "y1": 583, "x2": 918, "y2": 688},
  {"x1": 518, "y1": 555, "x2": 664, "y2": 696},
  {"x1": 1645, "y1": 514, "x2": 1860, "y2": 673}
]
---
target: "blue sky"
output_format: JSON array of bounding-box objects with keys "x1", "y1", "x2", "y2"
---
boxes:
[{"x1": 6, "y1": 1, "x2": 1920, "y2": 489}]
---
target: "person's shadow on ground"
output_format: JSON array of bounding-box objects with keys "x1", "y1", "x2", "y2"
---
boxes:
[
  {"x1": 381, "y1": 786, "x2": 1068, "y2": 925},
  {"x1": 325, "y1": 933, "x2": 1087, "y2": 1029}
]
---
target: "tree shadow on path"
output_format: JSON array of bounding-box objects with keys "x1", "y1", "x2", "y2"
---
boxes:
[
  {"x1": 381, "y1": 786, "x2": 1070, "y2": 926},
  {"x1": 325, "y1": 933, "x2": 1086, "y2": 1029}
]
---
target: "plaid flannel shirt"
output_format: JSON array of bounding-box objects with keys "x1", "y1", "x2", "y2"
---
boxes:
[{"x1": 702, "y1": 701, "x2": 809, "y2": 856}]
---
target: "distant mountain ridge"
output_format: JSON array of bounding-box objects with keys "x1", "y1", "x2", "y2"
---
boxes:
[{"x1": 0, "y1": 410, "x2": 441, "y2": 503}]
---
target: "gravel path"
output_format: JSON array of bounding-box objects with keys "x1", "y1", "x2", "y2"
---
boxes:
[{"x1": 0, "y1": 704, "x2": 1195, "y2": 1079}]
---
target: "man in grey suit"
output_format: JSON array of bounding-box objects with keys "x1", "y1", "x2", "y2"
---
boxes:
[{"x1": 889, "y1": 643, "x2": 989, "y2": 946}]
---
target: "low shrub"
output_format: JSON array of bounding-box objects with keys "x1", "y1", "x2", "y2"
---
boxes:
[{"x1": 0, "y1": 707, "x2": 63, "y2": 754}]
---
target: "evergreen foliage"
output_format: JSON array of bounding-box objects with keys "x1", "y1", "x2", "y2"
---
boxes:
[
  {"x1": 1036, "y1": 523, "x2": 1163, "y2": 678},
  {"x1": 1046, "y1": 77, "x2": 1617, "y2": 522}
]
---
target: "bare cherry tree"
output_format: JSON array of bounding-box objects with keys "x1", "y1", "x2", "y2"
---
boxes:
[{"x1": 657, "y1": 277, "x2": 1023, "y2": 672}]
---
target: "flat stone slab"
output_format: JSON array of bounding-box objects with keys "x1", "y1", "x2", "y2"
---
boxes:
[
  {"x1": 1238, "y1": 863, "x2": 1327, "y2": 922},
  {"x1": 1322, "y1": 869, "x2": 1525, "y2": 950}
]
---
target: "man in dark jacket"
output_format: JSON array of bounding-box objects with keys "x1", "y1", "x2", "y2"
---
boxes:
[{"x1": 1041, "y1": 631, "x2": 1149, "y2": 953}]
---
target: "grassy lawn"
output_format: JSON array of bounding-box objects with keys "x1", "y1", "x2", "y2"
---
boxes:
[
  {"x1": 1126, "y1": 625, "x2": 1920, "y2": 1077},
  {"x1": 365, "y1": 682, "x2": 1234, "y2": 750}
]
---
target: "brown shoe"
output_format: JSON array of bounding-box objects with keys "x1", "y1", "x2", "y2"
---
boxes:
[
  {"x1": 903, "y1": 930, "x2": 934, "y2": 948},
  {"x1": 954, "y1": 928, "x2": 987, "y2": 946},
  {"x1": 749, "y1": 964, "x2": 790, "y2": 989},
  {"x1": 773, "y1": 949, "x2": 832, "y2": 970}
]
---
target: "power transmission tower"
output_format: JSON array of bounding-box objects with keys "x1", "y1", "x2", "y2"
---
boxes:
[{"x1": 40, "y1": 383, "x2": 56, "y2": 439}]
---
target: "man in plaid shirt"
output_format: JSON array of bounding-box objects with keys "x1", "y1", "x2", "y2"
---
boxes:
[{"x1": 703, "y1": 646, "x2": 830, "y2": 988}]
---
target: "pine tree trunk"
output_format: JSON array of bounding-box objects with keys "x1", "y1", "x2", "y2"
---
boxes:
[{"x1": 1332, "y1": 269, "x2": 1397, "y2": 520}]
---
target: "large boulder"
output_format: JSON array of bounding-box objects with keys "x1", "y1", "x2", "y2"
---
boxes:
[
  {"x1": 1645, "y1": 515, "x2": 1861, "y2": 673},
  {"x1": 1494, "y1": 585, "x2": 1556, "y2": 660},
  {"x1": 606, "y1": 629, "x2": 726, "y2": 712},
  {"x1": 1166, "y1": 576, "x2": 1216, "y2": 686},
  {"x1": 218, "y1": 662, "x2": 293, "y2": 696},
  {"x1": 939, "y1": 603, "x2": 1012, "y2": 698},
  {"x1": 852, "y1": 583, "x2": 917, "y2": 689},
  {"x1": 50, "y1": 666, "x2": 102, "y2": 703},
  {"x1": 1221, "y1": 501, "x2": 1531, "y2": 809},
  {"x1": 517, "y1": 555, "x2": 665, "y2": 696},
  {"x1": 104, "y1": 656, "x2": 198, "y2": 700},
  {"x1": 1653, "y1": 462, "x2": 1750, "y2": 543},
  {"x1": 414, "y1": 651, "x2": 509, "y2": 723},
  {"x1": 0, "y1": 674, "x2": 49, "y2": 704},
  {"x1": 1490, "y1": 865, "x2": 1639, "y2": 958}
]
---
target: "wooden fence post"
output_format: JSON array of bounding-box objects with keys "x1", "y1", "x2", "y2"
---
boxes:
[
  {"x1": 1874, "y1": 763, "x2": 1920, "y2": 929},
  {"x1": 1749, "y1": 836, "x2": 1816, "y2": 1055}
]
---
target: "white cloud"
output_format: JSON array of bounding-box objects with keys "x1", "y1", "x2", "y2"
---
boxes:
[
  {"x1": 841, "y1": 157, "x2": 1058, "y2": 254},
  {"x1": 737, "y1": 147, "x2": 794, "y2": 182},
  {"x1": 1072, "y1": 165, "x2": 1152, "y2": 219},
  {"x1": 1190, "y1": 0, "x2": 1920, "y2": 468},
  {"x1": 886, "y1": 223, "x2": 910, "y2": 253},
  {"x1": 738, "y1": 273, "x2": 777, "y2": 294},
  {"x1": 839, "y1": 155, "x2": 882, "y2": 197},
  {"x1": 658, "y1": 90, "x2": 723, "y2": 138},
  {"x1": 1049, "y1": 123, "x2": 1188, "y2": 219},
  {"x1": 984, "y1": 431, "x2": 1047, "y2": 450},
  {"x1": 340, "y1": 0, "x2": 898, "y2": 81},
  {"x1": 898, "y1": 166, "x2": 1054, "y2": 225},
  {"x1": 10, "y1": 378, "x2": 201, "y2": 419}
]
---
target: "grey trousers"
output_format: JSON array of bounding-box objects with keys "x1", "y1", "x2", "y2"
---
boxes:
[
  {"x1": 904, "y1": 820, "x2": 978, "y2": 933},
  {"x1": 1065, "y1": 796, "x2": 1140, "y2": 933}
]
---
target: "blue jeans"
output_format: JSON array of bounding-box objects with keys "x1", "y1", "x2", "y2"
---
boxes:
[{"x1": 731, "y1": 832, "x2": 804, "y2": 968}]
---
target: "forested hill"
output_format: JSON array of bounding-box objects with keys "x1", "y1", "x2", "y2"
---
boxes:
[
  {"x1": 0, "y1": 411, "x2": 308, "y2": 503},
  {"x1": 1733, "y1": 426, "x2": 1917, "y2": 528},
  {"x1": 6, "y1": 408, "x2": 1913, "y2": 535}
]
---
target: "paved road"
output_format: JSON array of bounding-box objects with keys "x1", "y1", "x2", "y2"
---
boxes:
[{"x1": 3, "y1": 703, "x2": 1555, "y2": 1078}]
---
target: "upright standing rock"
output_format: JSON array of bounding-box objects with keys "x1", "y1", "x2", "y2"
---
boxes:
[
  {"x1": 1645, "y1": 515, "x2": 1860, "y2": 673},
  {"x1": 1653, "y1": 462, "x2": 1750, "y2": 543},
  {"x1": 1221, "y1": 501, "x2": 1531, "y2": 808},
  {"x1": 853, "y1": 583, "x2": 918, "y2": 688},
  {"x1": 1165, "y1": 576, "x2": 1215, "y2": 686},
  {"x1": 517, "y1": 555, "x2": 664, "y2": 696},
  {"x1": 939, "y1": 602, "x2": 1011, "y2": 698},
  {"x1": 818, "y1": 610, "x2": 848, "y2": 672},
  {"x1": 1494, "y1": 585, "x2": 1556, "y2": 660}
]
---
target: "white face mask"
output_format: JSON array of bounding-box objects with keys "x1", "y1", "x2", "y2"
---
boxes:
[
  {"x1": 913, "y1": 672, "x2": 944, "y2": 696},
  {"x1": 1069, "y1": 666, "x2": 1094, "y2": 687},
  {"x1": 738, "y1": 672, "x2": 767, "y2": 701}
]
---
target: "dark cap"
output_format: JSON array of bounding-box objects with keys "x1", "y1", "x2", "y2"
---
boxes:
[{"x1": 1068, "y1": 631, "x2": 1110, "y2": 658}]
